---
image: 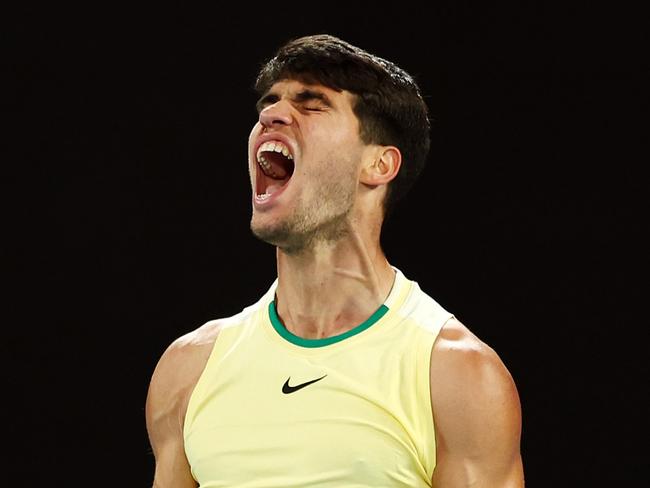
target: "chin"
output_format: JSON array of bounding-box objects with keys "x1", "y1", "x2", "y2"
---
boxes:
[
  {"x1": 251, "y1": 218, "x2": 313, "y2": 255},
  {"x1": 251, "y1": 218, "x2": 290, "y2": 246}
]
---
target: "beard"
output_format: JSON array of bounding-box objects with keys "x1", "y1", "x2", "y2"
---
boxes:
[{"x1": 251, "y1": 171, "x2": 357, "y2": 255}]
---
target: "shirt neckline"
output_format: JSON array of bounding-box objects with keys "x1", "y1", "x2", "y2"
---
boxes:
[
  {"x1": 268, "y1": 301, "x2": 390, "y2": 348},
  {"x1": 266, "y1": 267, "x2": 409, "y2": 349}
]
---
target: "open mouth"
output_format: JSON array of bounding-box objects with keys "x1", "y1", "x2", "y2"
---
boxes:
[{"x1": 255, "y1": 140, "x2": 295, "y2": 201}]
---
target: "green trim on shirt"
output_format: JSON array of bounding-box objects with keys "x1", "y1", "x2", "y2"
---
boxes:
[{"x1": 268, "y1": 301, "x2": 389, "y2": 348}]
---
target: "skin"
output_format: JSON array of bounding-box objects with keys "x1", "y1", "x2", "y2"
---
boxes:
[{"x1": 146, "y1": 79, "x2": 524, "y2": 487}]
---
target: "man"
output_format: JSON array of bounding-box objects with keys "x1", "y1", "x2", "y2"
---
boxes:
[{"x1": 146, "y1": 34, "x2": 524, "y2": 487}]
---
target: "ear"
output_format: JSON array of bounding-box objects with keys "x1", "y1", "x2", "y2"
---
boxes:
[{"x1": 359, "y1": 146, "x2": 402, "y2": 187}]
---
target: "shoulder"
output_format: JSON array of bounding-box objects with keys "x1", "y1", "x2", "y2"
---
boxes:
[
  {"x1": 145, "y1": 320, "x2": 227, "y2": 485},
  {"x1": 147, "y1": 297, "x2": 267, "y2": 412},
  {"x1": 430, "y1": 317, "x2": 521, "y2": 422},
  {"x1": 148, "y1": 319, "x2": 224, "y2": 397},
  {"x1": 430, "y1": 317, "x2": 522, "y2": 477},
  {"x1": 432, "y1": 317, "x2": 517, "y2": 382},
  {"x1": 146, "y1": 319, "x2": 225, "y2": 431}
]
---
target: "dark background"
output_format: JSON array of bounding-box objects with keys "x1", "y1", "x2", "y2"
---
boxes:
[{"x1": 5, "y1": 3, "x2": 646, "y2": 486}]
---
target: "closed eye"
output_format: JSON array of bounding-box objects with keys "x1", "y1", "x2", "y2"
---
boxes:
[
  {"x1": 295, "y1": 89, "x2": 332, "y2": 111},
  {"x1": 255, "y1": 89, "x2": 332, "y2": 113},
  {"x1": 256, "y1": 94, "x2": 279, "y2": 113}
]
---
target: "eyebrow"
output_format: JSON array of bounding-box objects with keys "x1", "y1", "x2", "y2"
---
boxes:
[{"x1": 256, "y1": 88, "x2": 333, "y2": 113}]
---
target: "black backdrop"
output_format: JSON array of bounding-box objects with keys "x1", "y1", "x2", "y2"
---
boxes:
[{"x1": 5, "y1": 4, "x2": 646, "y2": 486}]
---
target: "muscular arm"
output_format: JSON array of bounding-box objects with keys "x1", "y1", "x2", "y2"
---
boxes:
[
  {"x1": 146, "y1": 322, "x2": 221, "y2": 488},
  {"x1": 430, "y1": 318, "x2": 524, "y2": 487}
]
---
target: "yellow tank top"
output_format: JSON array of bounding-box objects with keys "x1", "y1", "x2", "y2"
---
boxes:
[{"x1": 184, "y1": 268, "x2": 453, "y2": 487}]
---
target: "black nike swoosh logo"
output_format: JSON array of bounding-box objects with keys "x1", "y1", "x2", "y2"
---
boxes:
[{"x1": 282, "y1": 374, "x2": 327, "y2": 394}]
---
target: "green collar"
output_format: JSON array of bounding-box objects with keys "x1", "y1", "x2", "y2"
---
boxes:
[{"x1": 268, "y1": 301, "x2": 389, "y2": 348}]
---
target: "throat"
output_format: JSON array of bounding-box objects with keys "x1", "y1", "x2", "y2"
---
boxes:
[{"x1": 274, "y1": 252, "x2": 396, "y2": 340}]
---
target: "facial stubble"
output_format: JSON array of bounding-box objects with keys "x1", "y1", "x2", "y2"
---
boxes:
[{"x1": 251, "y1": 163, "x2": 358, "y2": 255}]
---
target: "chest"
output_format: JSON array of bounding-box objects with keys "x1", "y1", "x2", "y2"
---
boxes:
[{"x1": 183, "y1": 331, "x2": 434, "y2": 487}]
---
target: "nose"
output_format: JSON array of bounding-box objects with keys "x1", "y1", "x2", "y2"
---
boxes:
[{"x1": 259, "y1": 100, "x2": 293, "y2": 128}]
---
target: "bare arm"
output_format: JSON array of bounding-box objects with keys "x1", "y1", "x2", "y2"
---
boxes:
[
  {"x1": 430, "y1": 318, "x2": 524, "y2": 487},
  {"x1": 146, "y1": 323, "x2": 221, "y2": 487}
]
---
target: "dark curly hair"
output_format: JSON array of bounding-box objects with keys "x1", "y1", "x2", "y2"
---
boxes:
[{"x1": 254, "y1": 34, "x2": 430, "y2": 217}]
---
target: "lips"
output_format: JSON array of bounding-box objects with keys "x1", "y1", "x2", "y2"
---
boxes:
[{"x1": 253, "y1": 135, "x2": 296, "y2": 206}]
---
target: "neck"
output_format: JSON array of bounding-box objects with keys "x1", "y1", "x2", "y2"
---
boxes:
[{"x1": 274, "y1": 228, "x2": 395, "y2": 340}]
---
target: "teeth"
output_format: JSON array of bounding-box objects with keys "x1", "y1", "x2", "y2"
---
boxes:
[
  {"x1": 255, "y1": 140, "x2": 294, "y2": 179},
  {"x1": 256, "y1": 140, "x2": 294, "y2": 166},
  {"x1": 257, "y1": 154, "x2": 278, "y2": 177}
]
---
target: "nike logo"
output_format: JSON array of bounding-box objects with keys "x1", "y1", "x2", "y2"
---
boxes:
[{"x1": 282, "y1": 374, "x2": 327, "y2": 394}]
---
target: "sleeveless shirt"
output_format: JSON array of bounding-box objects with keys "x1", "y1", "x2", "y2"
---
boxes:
[{"x1": 184, "y1": 268, "x2": 454, "y2": 487}]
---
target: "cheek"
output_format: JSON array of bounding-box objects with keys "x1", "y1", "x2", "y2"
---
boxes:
[
  {"x1": 307, "y1": 147, "x2": 360, "y2": 188},
  {"x1": 311, "y1": 124, "x2": 363, "y2": 160}
]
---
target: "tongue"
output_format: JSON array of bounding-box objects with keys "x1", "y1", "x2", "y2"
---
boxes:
[
  {"x1": 263, "y1": 151, "x2": 291, "y2": 179},
  {"x1": 266, "y1": 182, "x2": 284, "y2": 195},
  {"x1": 271, "y1": 162, "x2": 289, "y2": 179}
]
